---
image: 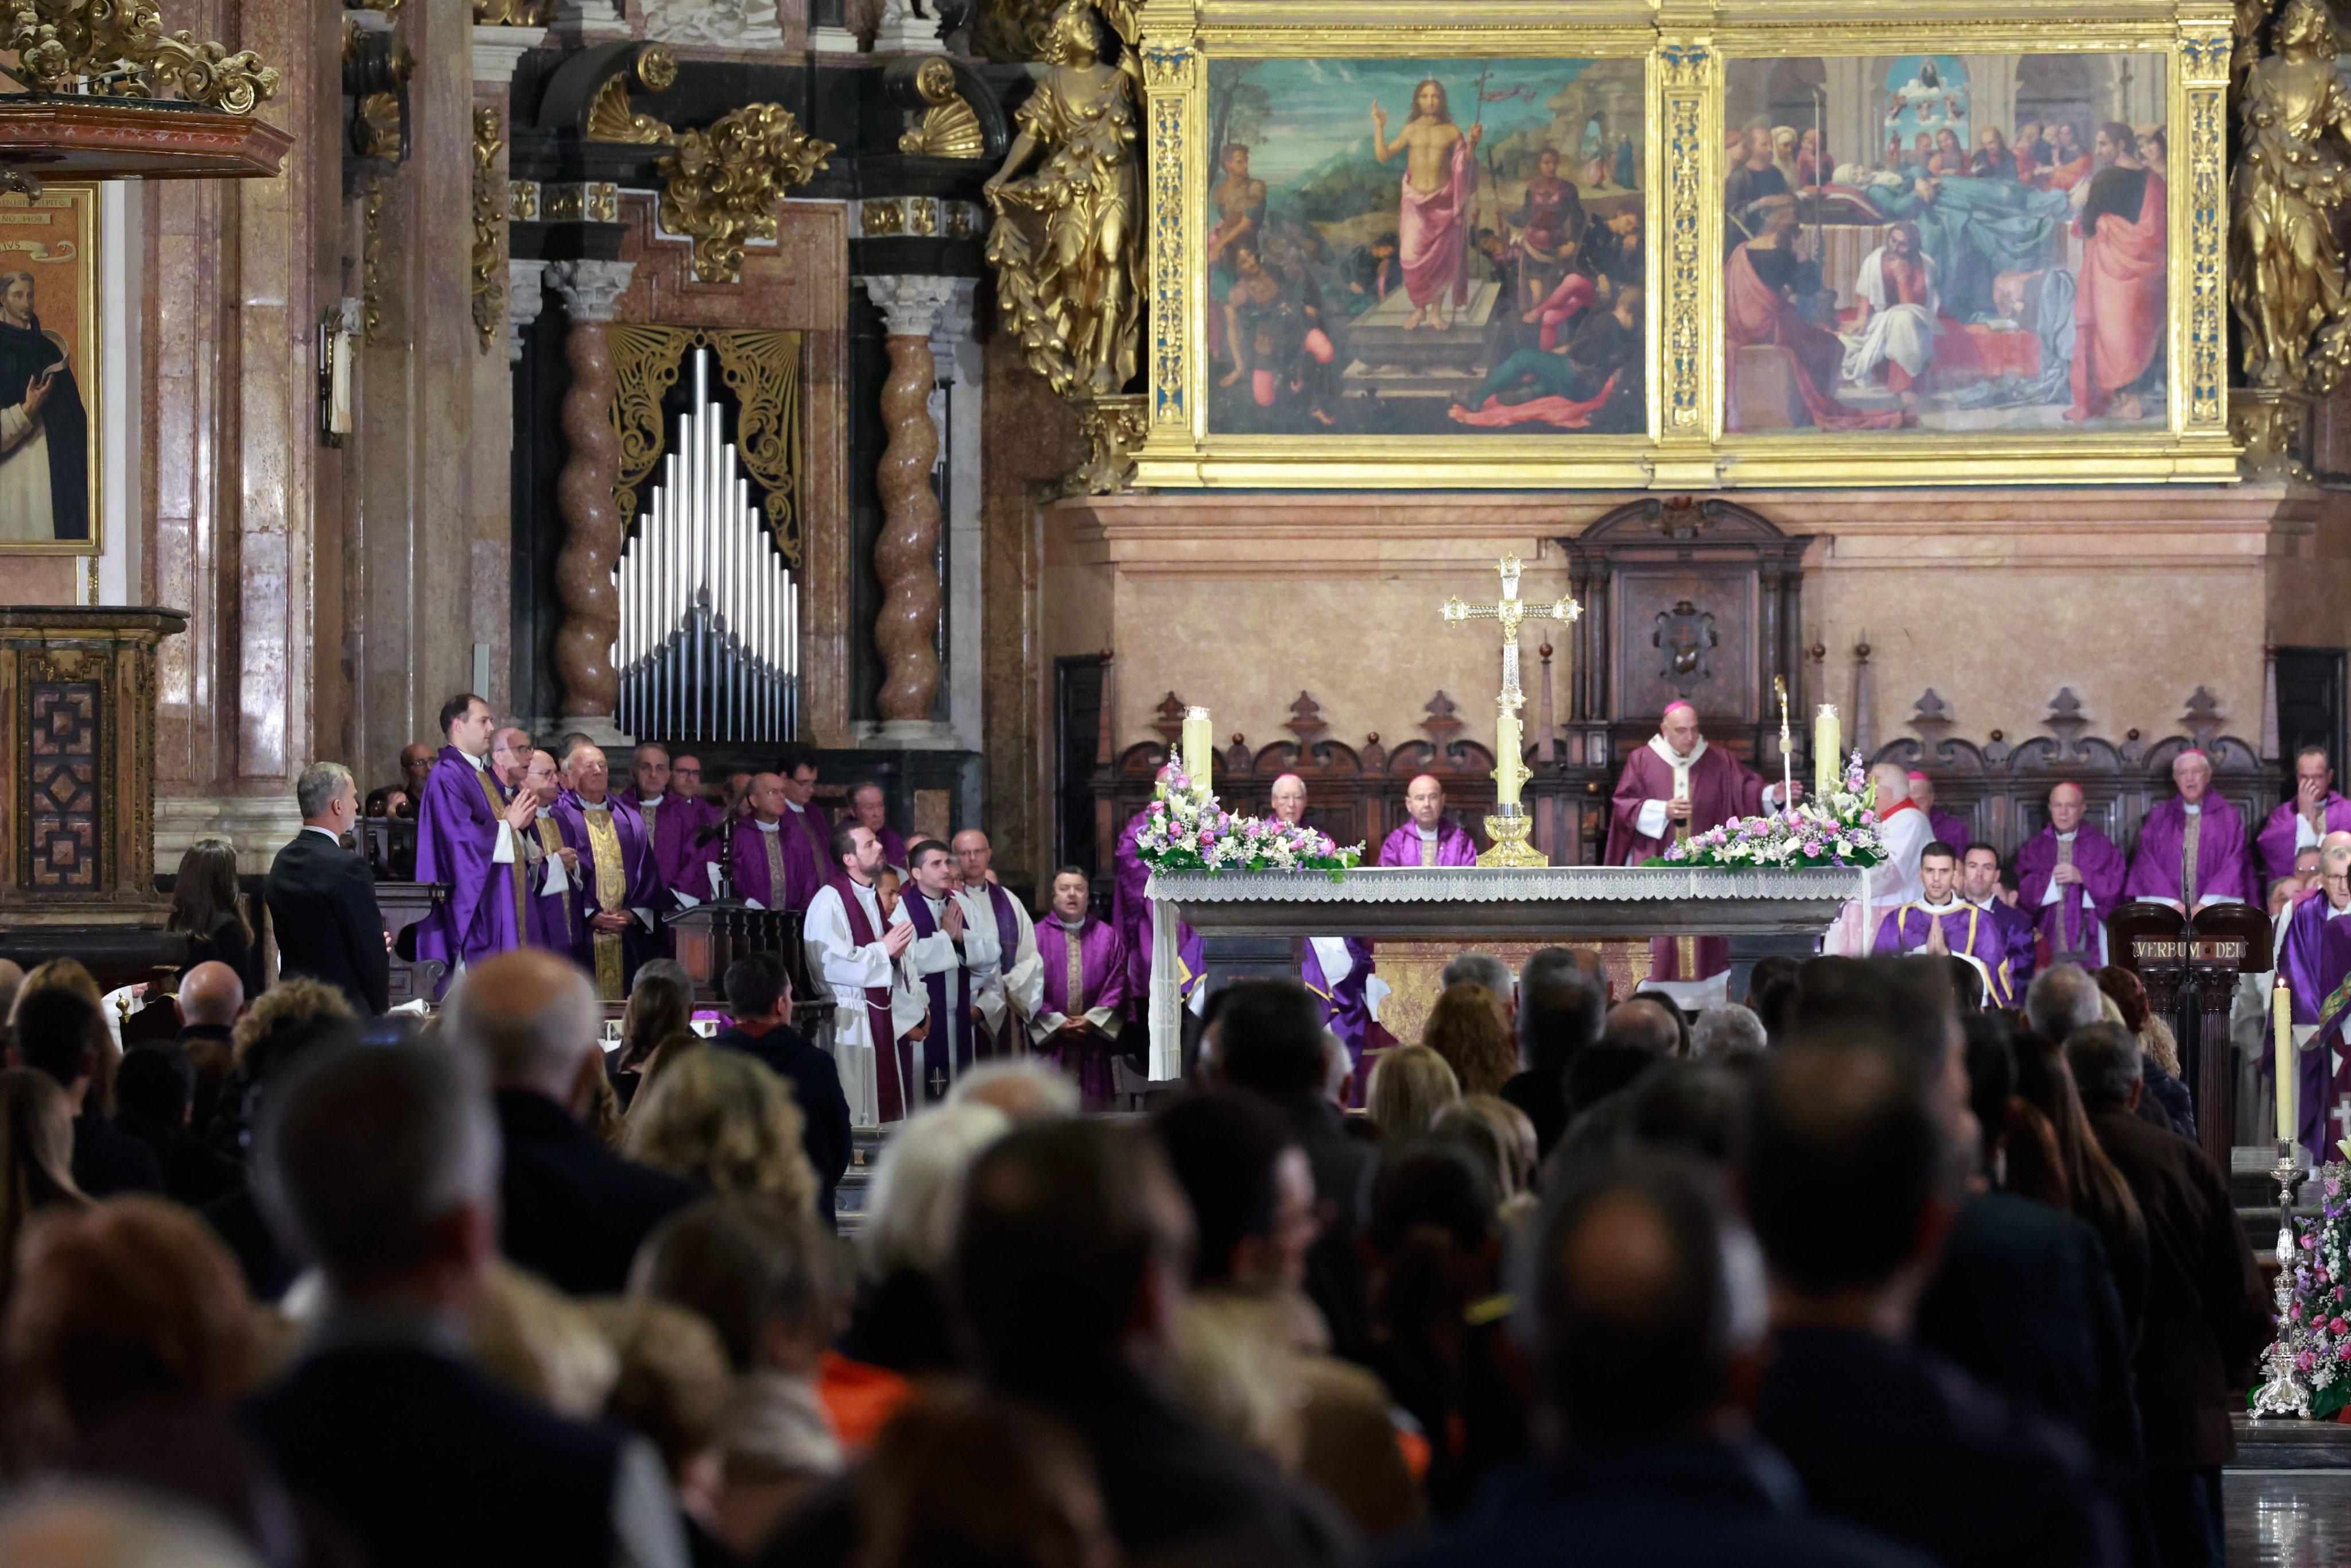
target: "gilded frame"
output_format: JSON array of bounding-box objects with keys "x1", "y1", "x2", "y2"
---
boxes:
[
  {"x1": 0, "y1": 184, "x2": 102, "y2": 552},
  {"x1": 1131, "y1": 0, "x2": 2234, "y2": 490}
]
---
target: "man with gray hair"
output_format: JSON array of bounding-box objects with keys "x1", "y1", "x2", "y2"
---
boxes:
[
  {"x1": 1690, "y1": 1002, "x2": 1767, "y2": 1061},
  {"x1": 247, "y1": 1038, "x2": 686, "y2": 1568},
  {"x1": 2023, "y1": 964, "x2": 2105, "y2": 1045},
  {"x1": 442, "y1": 949, "x2": 695, "y2": 1294},
  {"x1": 1442, "y1": 951, "x2": 1515, "y2": 1014},
  {"x1": 265, "y1": 761, "x2": 390, "y2": 1015}
]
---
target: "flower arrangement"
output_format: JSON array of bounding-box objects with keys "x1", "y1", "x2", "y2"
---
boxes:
[
  {"x1": 1131, "y1": 765, "x2": 1363, "y2": 879},
  {"x1": 1647, "y1": 751, "x2": 1887, "y2": 871},
  {"x1": 2262, "y1": 1162, "x2": 2351, "y2": 1420}
]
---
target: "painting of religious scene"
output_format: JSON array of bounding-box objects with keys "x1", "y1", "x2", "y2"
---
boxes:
[
  {"x1": 1720, "y1": 53, "x2": 2168, "y2": 435},
  {"x1": 1204, "y1": 57, "x2": 1645, "y2": 437}
]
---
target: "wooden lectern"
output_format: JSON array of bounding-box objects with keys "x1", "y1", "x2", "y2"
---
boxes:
[
  {"x1": 0, "y1": 607, "x2": 189, "y2": 934},
  {"x1": 669, "y1": 903, "x2": 831, "y2": 1031},
  {"x1": 2109, "y1": 900, "x2": 2272, "y2": 1170}
]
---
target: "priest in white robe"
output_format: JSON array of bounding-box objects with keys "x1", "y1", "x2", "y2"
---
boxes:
[
  {"x1": 955, "y1": 829, "x2": 1042, "y2": 1058},
  {"x1": 802, "y1": 822, "x2": 917, "y2": 1127}
]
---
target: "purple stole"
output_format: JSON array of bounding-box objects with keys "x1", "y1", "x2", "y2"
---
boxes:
[
  {"x1": 1929, "y1": 811, "x2": 1970, "y2": 852},
  {"x1": 831, "y1": 876, "x2": 908, "y2": 1123},
  {"x1": 1038, "y1": 915, "x2": 1128, "y2": 1111},
  {"x1": 979, "y1": 882, "x2": 1023, "y2": 1058},
  {"x1": 902, "y1": 892, "x2": 972, "y2": 1104},
  {"x1": 2124, "y1": 797, "x2": 2254, "y2": 909}
]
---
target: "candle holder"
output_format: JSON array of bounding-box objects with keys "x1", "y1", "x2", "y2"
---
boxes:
[
  {"x1": 2251, "y1": 1137, "x2": 2315, "y2": 1420},
  {"x1": 1478, "y1": 804, "x2": 1547, "y2": 868}
]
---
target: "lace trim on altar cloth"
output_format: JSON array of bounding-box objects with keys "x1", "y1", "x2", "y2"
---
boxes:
[{"x1": 1145, "y1": 865, "x2": 1868, "y2": 904}]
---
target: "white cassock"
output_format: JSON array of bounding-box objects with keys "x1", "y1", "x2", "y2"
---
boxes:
[
  {"x1": 1838, "y1": 245, "x2": 1939, "y2": 389},
  {"x1": 971, "y1": 887, "x2": 1043, "y2": 1052},
  {"x1": 0, "y1": 394, "x2": 55, "y2": 543},
  {"x1": 804, "y1": 879, "x2": 894, "y2": 1128},
  {"x1": 889, "y1": 888, "x2": 1003, "y2": 1101}
]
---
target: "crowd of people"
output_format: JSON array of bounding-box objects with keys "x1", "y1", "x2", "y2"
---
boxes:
[{"x1": 0, "y1": 913, "x2": 2272, "y2": 1567}]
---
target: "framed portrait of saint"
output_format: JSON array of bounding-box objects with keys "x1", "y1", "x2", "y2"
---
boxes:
[{"x1": 0, "y1": 185, "x2": 96, "y2": 553}]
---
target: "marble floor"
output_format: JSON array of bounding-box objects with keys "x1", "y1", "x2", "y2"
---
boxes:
[{"x1": 2226, "y1": 1472, "x2": 2351, "y2": 1566}]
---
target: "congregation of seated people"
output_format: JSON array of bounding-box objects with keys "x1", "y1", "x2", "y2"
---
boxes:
[{"x1": 0, "y1": 876, "x2": 2273, "y2": 1568}]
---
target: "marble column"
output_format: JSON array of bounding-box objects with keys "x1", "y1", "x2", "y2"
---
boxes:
[
  {"x1": 932, "y1": 280, "x2": 984, "y2": 763},
  {"x1": 471, "y1": 26, "x2": 542, "y2": 731},
  {"x1": 548, "y1": 259, "x2": 635, "y2": 746},
  {"x1": 506, "y1": 258, "x2": 549, "y2": 362},
  {"x1": 859, "y1": 274, "x2": 959, "y2": 743}
]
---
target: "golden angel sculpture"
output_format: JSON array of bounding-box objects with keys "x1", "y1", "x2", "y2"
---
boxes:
[
  {"x1": 983, "y1": 0, "x2": 1139, "y2": 399},
  {"x1": 2232, "y1": 0, "x2": 2351, "y2": 391}
]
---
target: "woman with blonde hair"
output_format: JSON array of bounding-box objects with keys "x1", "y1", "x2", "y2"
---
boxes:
[
  {"x1": 625, "y1": 1046, "x2": 821, "y2": 1220},
  {"x1": 0, "y1": 1068, "x2": 86, "y2": 1300},
  {"x1": 1419, "y1": 983, "x2": 1518, "y2": 1097},
  {"x1": 1366, "y1": 1043, "x2": 1461, "y2": 1143}
]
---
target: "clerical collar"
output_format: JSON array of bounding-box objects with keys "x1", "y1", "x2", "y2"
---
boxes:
[
  {"x1": 2054, "y1": 828, "x2": 2077, "y2": 841},
  {"x1": 579, "y1": 795, "x2": 608, "y2": 810},
  {"x1": 785, "y1": 799, "x2": 806, "y2": 814},
  {"x1": 753, "y1": 818, "x2": 781, "y2": 834},
  {"x1": 1648, "y1": 733, "x2": 1708, "y2": 769},
  {"x1": 536, "y1": 807, "x2": 554, "y2": 820},
  {"x1": 1919, "y1": 895, "x2": 1962, "y2": 913},
  {"x1": 639, "y1": 793, "x2": 663, "y2": 806},
  {"x1": 2183, "y1": 801, "x2": 2202, "y2": 816},
  {"x1": 1416, "y1": 823, "x2": 1438, "y2": 840},
  {"x1": 1056, "y1": 915, "x2": 1088, "y2": 932},
  {"x1": 464, "y1": 749, "x2": 489, "y2": 771}
]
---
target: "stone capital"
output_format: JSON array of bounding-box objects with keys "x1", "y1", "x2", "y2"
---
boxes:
[
  {"x1": 507, "y1": 258, "x2": 550, "y2": 362},
  {"x1": 471, "y1": 25, "x2": 547, "y2": 88},
  {"x1": 858, "y1": 274, "x2": 961, "y2": 338},
  {"x1": 548, "y1": 258, "x2": 635, "y2": 323}
]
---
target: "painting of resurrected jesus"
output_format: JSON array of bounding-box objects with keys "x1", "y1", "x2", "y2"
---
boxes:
[{"x1": 1371, "y1": 79, "x2": 1484, "y2": 332}]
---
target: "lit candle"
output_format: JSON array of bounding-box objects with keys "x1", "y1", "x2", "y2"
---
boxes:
[
  {"x1": 1496, "y1": 709, "x2": 1523, "y2": 808},
  {"x1": 1814, "y1": 704, "x2": 1841, "y2": 799},
  {"x1": 1182, "y1": 706, "x2": 1213, "y2": 796},
  {"x1": 2275, "y1": 979, "x2": 2296, "y2": 1154}
]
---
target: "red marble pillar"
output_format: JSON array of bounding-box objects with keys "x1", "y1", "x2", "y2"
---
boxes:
[
  {"x1": 548, "y1": 259, "x2": 634, "y2": 736},
  {"x1": 859, "y1": 275, "x2": 957, "y2": 729}
]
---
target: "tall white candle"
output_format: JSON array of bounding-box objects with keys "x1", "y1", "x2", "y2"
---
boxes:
[
  {"x1": 1182, "y1": 707, "x2": 1213, "y2": 795},
  {"x1": 1815, "y1": 704, "x2": 1842, "y2": 799},
  {"x1": 2276, "y1": 980, "x2": 2296, "y2": 1154}
]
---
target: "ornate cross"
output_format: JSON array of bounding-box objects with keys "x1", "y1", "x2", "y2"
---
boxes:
[
  {"x1": 929, "y1": 1066, "x2": 948, "y2": 1100},
  {"x1": 1442, "y1": 555, "x2": 1581, "y2": 710}
]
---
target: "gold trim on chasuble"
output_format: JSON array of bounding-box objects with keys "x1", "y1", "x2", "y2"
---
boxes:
[{"x1": 583, "y1": 806, "x2": 629, "y2": 1000}]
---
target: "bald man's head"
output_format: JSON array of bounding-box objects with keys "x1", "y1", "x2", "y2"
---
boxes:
[
  {"x1": 441, "y1": 948, "x2": 601, "y2": 1106},
  {"x1": 175, "y1": 961, "x2": 245, "y2": 1028},
  {"x1": 951, "y1": 829, "x2": 995, "y2": 884},
  {"x1": 2048, "y1": 780, "x2": 2085, "y2": 832},
  {"x1": 1869, "y1": 762, "x2": 1910, "y2": 813},
  {"x1": 1406, "y1": 774, "x2": 1446, "y2": 828}
]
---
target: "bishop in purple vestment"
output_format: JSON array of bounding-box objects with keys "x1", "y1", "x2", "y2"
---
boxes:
[
  {"x1": 2124, "y1": 751, "x2": 2254, "y2": 910},
  {"x1": 1114, "y1": 782, "x2": 1205, "y2": 1015},
  {"x1": 1605, "y1": 704, "x2": 1795, "y2": 999},
  {"x1": 2257, "y1": 748, "x2": 2351, "y2": 885},
  {"x1": 413, "y1": 694, "x2": 529, "y2": 980},
  {"x1": 1375, "y1": 774, "x2": 1480, "y2": 867},
  {"x1": 518, "y1": 751, "x2": 581, "y2": 954},
  {"x1": 619, "y1": 742, "x2": 709, "y2": 909},
  {"x1": 2015, "y1": 782, "x2": 2127, "y2": 968},
  {"x1": 2279, "y1": 835, "x2": 2351, "y2": 1159},
  {"x1": 1033, "y1": 868, "x2": 1131, "y2": 1110},
  {"x1": 554, "y1": 744, "x2": 665, "y2": 999}
]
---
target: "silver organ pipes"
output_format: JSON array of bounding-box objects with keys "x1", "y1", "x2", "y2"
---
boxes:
[{"x1": 613, "y1": 348, "x2": 800, "y2": 742}]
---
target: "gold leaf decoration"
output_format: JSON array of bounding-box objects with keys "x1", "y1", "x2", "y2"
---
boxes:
[
  {"x1": 587, "y1": 73, "x2": 675, "y2": 145},
  {"x1": 472, "y1": 106, "x2": 506, "y2": 355},
  {"x1": 607, "y1": 324, "x2": 804, "y2": 565},
  {"x1": 6, "y1": 0, "x2": 280, "y2": 112},
  {"x1": 898, "y1": 57, "x2": 986, "y2": 158},
  {"x1": 655, "y1": 104, "x2": 833, "y2": 286}
]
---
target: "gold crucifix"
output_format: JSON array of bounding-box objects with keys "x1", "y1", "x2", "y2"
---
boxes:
[{"x1": 1441, "y1": 555, "x2": 1580, "y2": 864}]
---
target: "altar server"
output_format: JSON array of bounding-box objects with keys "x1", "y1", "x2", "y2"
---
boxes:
[
  {"x1": 1376, "y1": 774, "x2": 1479, "y2": 867},
  {"x1": 1872, "y1": 841, "x2": 2014, "y2": 1006},
  {"x1": 1960, "y1": 841, "x2": 2036, "y2": 1001},
  {"x1": 414, "y1": 692, "x2": 536, "y2": 977},
  {"x1": 955, "y1": 829, "x2": 1043, "y2": 1059},
  {"x1": 2279, "y1": 830, "x2": 2351, "y2": 1161},
  {"x1": 890, "y1": 838, "x2": 1002, "y2": 1107},
  {"x1": 805, "y1": 824, "x2": 918, "y2": 1126},
  {"x1": 2259, "y1": 746, "x2": 2351, "y2": 886},
  {"x1": 2016, "y1": 781, "x2": 2127, "y2": 968},
  {"x1": 2125, "y1": 750, "x2": 2253, "y2": 910},
  {"x1": 1605, "y1": 702, "x2": 1798, "y2": 1007},
  {"x1": 554, "y1": 743, "x2": 664, "y2": 999},
  {"x1": 1032, "y1": 865, "x2": 1131, "y2": 1109}
]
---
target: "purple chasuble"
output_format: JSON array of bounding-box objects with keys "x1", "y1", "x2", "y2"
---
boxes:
[
  {"x1": 730, "y1": 818, "x2": 814, "y2": 913},
  {"x1": 902, "y1": 892, "x2": 973, "y2": 1105},
  {"x1": 1929, "y1": 811, "x2": 1970, "y2": 852},
  {"x1": 1301, "y1": 936, "x2": 1375, "y2": 1061},
  {"x1": 830, "y1": 875, "x2": 910, "y2": 1123},
  {"x1": 874, "y1": 824, "x2": 909, "y2": 872},
  {"x1": 1871, "y1": 901, "x2": 2017, "y2": 1006},
  {"x1": 1974, "y1": 896, "x2": 2038, "y2": 1002},
  {"x1": 1038, "y1": 914, "x2": 1129, "y2": 1111},
  {"x1": 1375, "y1": 818, "x2": 1479, "y2": 868},
  {"x1": 2258, "y1": 793, "x2": 2351, "y2": 886},
  {"x1": 523, "y1": 812, "x2": 580, "y2": 953},
  {"x1": 555, "y1": 791, "x2": 665, "y2": 993},
  {"x1": 620, "y1": 788, "x2": 704, "y2": 902},
  {"x1": 1607, "y1": 743, "x2": 1768, "y2": 985},
  {"x1": 413, "y1": 746, "x2": 520, "y2": 977},
  {"x1": 2281, "y1": 890, "x2": 2351, "y2": 1159},
  {"x1": 1114, "y1": 808, "x2": 1204, "y2": 1013},
  {"x1": 2125, "y1": 796, "x2": 2255, "y2": 909},
  {"x1": 2015, "y1": 825, "x2": 2127, "y2": 965},
  {"x1": 778, "y1": 806, "x2": 831, "y2": 912}
]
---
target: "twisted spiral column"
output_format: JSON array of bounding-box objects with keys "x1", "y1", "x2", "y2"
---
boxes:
[
  {"x1": 860, "y1": 275, "x2": 959, "y2": 726},
  {"x1": 548, "y1": 260, "x2": 634, "y2": 729}
]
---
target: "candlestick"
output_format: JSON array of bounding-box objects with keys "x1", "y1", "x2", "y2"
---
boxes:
[
  {"x1": 1495, "y1": 708, "x2": 1523, "y2": 808},
  {"x1": 1814, "y1": 704, "x2": 1841, "y2": 799},
  {"x1": 2276, "y1": 979, "x2": 2296, "y2": 1154},
  {"x1": 1182, "y1": 706, "x2": 1212, "y2": 797}
]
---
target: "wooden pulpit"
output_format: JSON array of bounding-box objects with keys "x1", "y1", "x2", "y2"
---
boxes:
[
  {"x1": 0, "y1": 607, "x2": 189, "y2": 928},
  {"x1": 669, "y1": 903, "x2": 831, "y2": 1031},
  {"x1": 2109, "y1": 900, "x2": 2272, "y2": 1170}
]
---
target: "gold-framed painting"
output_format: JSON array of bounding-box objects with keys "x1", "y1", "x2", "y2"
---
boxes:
[
  {"x1": 0, "y1": 184, "x2": 98, "y2": 553},
  {"x1": 1131, "y1": 0, "x2": 2236, "y2": 489}
]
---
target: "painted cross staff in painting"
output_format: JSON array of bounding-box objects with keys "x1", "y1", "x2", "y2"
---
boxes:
[
  {"x1": 1721, "y1": 53, "x2": 2168, "y2": 434},
  {"x1": 1204, "y1": 56, "x2": 1646, "y2": 437}
]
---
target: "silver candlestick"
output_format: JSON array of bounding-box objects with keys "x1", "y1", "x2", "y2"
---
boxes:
[{"x1": 2251, "y1": 1138, "x2": 2314, "y2": 1419}]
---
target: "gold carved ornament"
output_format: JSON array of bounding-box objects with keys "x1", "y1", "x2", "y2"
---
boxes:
[
  {"x1": 472, "y1": 107, "x2": 506, "y2": 356},
  {"x1": 472, "y1": 0, "x2": 557, "y2": 22},
  {"x1": 6, "y1": 0, "x2": 279, "y2": 112},
  {"x1": 607, "y1": 325, "x2": 804, "y2": 566},
  {"x1": 654, "y1": 104, "x2": 833, "y2": 286},
  {"x1": 360, "y1": 175, "x2": 386, "y2": 345},
  {"x1": 983, "y1": 0, "x2": 1140, "y2": 400},
  {"x1": 899, "y1": 57, "x2": 986, "y2": 158},
  {"x1": 2231, "y1": 0, "x2": 2351, "y2": 395},
  {"x1": 587, "y1": 46, "x2": 680, "y2": 145}
]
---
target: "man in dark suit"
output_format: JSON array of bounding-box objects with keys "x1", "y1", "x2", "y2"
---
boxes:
[
  {"x1": 266, "y1": 761, "x2": 390, "y2": 1015},
  {"x1": 245, "y1": 1035, "x2": 685, "y2": 1567},
  {"x1": 443, "y1": 948, "x2": 696, "y2": 1294},
  {"x1": 8, "y1": 987, "x2": 161, "y2": 1198},
  {"x1": 171, "y1": 958, "x2": 243, "y2": 1131},
  {"x1": 715, "y1": 952, "x2": 851, "y2": 1227},
  {"x1": 2068, "y1": 1022, "x2": 2271, "y2": 1568}
]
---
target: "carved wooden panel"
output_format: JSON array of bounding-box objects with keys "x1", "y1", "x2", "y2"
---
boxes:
[
  {"x1": 26, "y1": 680, "x2": 99, "y2": 891},
  {"x1": 1616, "y1": 572, "x2": 1756, "y2": 721}
]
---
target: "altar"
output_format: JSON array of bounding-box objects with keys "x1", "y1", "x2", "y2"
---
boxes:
[{"x1": 1142, "y1": 863, "x2": 1862, "y2": 1076}]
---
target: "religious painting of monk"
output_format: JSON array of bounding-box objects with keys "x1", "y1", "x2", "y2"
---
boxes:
[
  {"x1": 1720, "y1": 53, "x2": 2167, "y2": 436},
  {"x1": 1202, "y1": 56, "x2": 1645, "y2": 437},
  {"x1": 0, "y1": 187, "x2": 95, "y2": 550}
]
